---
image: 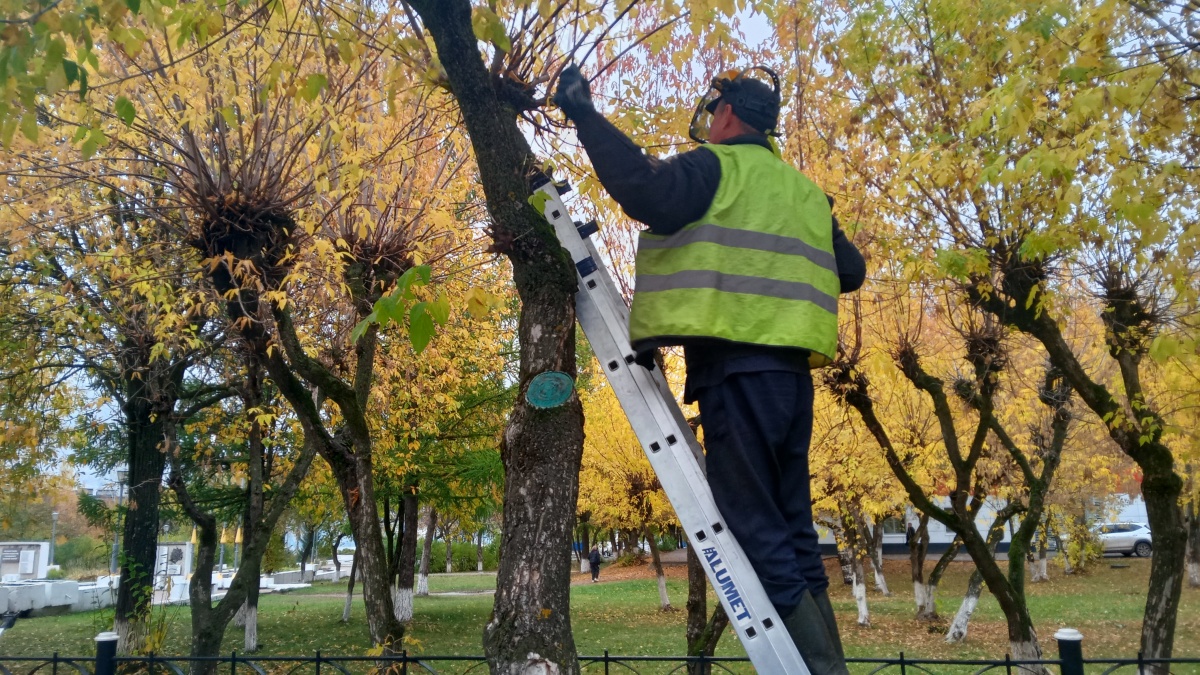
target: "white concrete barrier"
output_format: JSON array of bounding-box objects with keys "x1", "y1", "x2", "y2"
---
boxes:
[{"x1": 44, "y1": 580, "x2": 78, "y2": 606}]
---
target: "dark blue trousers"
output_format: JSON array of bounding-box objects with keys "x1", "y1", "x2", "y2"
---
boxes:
[{"x1": 695, "y1": 369, "x2": 826, "y2": 617}]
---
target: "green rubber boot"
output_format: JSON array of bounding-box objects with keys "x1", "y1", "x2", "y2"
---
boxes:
[{"x1": 783, "y1": 590, "x2": 850, "y2": 675}]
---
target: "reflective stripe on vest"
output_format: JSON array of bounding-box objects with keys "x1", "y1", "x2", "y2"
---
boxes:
[{"x1": 629, "y1": 143, "x2": 839, "y2": 364}]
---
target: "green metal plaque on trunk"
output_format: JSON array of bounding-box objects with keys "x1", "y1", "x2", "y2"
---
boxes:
[{"x1": 525, "y1": 371, "x2": 574, "y2": 409}]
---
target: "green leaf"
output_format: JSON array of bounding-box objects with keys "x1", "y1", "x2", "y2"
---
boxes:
[
  {"x1": 527, "y1": 190, "x2": 551, "y2": 215},
  {"x1": 350, "y1": 312, "x2": 377, "y2": 343},
  {"x1": 115, "y1": 96, "x2": 136, "y2": 126},
  {"x1": 409, "y1": 306, "x2": 434, "y2": 353},
  {"x1": 19, "y1": 113, "x2": 38, "y2": 143},
  {"x1": 62, "y1": 59, "x2": 79, "y2": 86},
  {"x1": 124, "y1": 0, "x2": 141, "y2": 13},
  {"x1": 1148, "y1": 335, "x2": 1179, "y2": 364},
  {"x1": 1060, "y1": 66, "x2": 1090, "y2": 84},
  {"x1": 491, "y1": 28, "x2": 511, "y2": 53},
  {"x1": 429, "y1": 292, "x2": 450, "y2": 326},
  {"x1": 301, "y1": 73, "x2": 327, "y2": 101}
]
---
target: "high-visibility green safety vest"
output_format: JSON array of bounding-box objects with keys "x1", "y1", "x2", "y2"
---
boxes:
[{"x1": 629, "y1": 143, "x2": 839, "y2": 367}]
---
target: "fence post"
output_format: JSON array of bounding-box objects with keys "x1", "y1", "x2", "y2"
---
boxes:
[
  {"x1": 1054, "y1": 628, "x2": 1084, "y2": 675},
  {"x1": 603, "y1": 649, "x2": 609, "y2": 675},
  {"x1": 899, "y1": 651, "x2": 907, "y2": 675},
  {"x1": 94, "y1": 632, "x2": 118, "y2": 675}
]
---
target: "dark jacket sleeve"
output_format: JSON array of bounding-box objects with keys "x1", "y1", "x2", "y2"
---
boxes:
[
  {"x1": 572, "y1": 110, "x2": 720, "y2": 235},
  {"x1": 832, "y1": 216, "x2": 866, "y2": 293}
]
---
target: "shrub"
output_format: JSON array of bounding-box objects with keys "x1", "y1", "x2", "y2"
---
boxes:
[{"x1": 56, "y1": 536, "x2": 110, "y2": 572}]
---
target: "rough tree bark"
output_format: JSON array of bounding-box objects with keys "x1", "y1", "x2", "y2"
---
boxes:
[
  {"x1": 417, "y1": 507, "x2": 437, "y2": 597},
  {"x1": 405, "y1": 3, "x2": 587, "y2": 672},
  {"x1": 113, "y1": 357, "x2": 189, "y2": 654},
  {"x1": 396, "y1": 487, "x2": 419, "y2": 622}
]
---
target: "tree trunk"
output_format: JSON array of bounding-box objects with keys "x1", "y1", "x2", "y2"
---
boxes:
[
  {"x1": 851, "y1": 554, "x2": 869, "y2": 627},
  {"x1": 329, "y1": 451, "x2": 404, "y2": 651},
  {"x1": 840, "y1": 510, "x2": 870, "y2": 626},
  {"x1": 299, "y1": 522, "x2": 316, "y2": 576},
  {"x1": 579, "y1": 521, "x2": 591, "y2": 574},
  {"x1": 836, "y1": 544, "x2": 854, "y2": 585},
  {"x1": 396, "y1": 488, "x2": 418, "y2": 623},
  {"x1": 685, "y1": 541, "x2": 728, "y2": 675},
  {"x1": 644, "y1": 525, "x2": 672, "y2": 611},
  {"x1": 401, "y1": 7, "x2": 588, "y2": 671},
  {"x1": 909, "y1": 515, "x2": 934, "y2": 620},
  {"x1": 417, "y1": 508, "x2": 437, "y2": 596},
  {"x1": 868, "y1": 516, "x2": 890, "y2": 596},
  {"x1": 331, "y1": 533, "x2": 345, "y2": 581},
  {"x1": 922, "y1": 537, "x2": 961, "y2": 623},
  {"x1": 444, "y1": 525, "x2": 454, "y2": 574},
  {"x1": 1187, "y1": 498, "x2": 1199, "y2": 589},
  {"x1": 114, "y1": 393, "x2": 172, "y2": 655},
  {"x1": 476, "y1": 530, "x2": 485, "y2": 572},
  {"x1": 342, "y1": 551, "x2": 358, "y2": 623},
  {"x1": 945, "y1": 568, "x2": 985, "y2": 643}
]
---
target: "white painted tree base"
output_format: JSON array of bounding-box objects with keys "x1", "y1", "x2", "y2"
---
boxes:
[
  {"x1": 342, "y1": 589, "x2": 353, "y2": 623},
  {"x1": 1188, "y1": 560, "x2": 1199, "y2": 588},
  {"x1": 416, "y1": 573, "x2": 429, "y2": 596},
  {"x1": 1030, "y1": 558, "x2": 1049, "y2": 583},
  {"x1": 243, "y1": 606, "x2": 258, "y2": 653},
  {"x1": 393, "y1": 586, "x2": 413, "y2": 623},
  {"x1": 914, "y1": 581, "x2": 938, "y2": 620},
  {"x1": 656, "y1": 573, "x2": 671, "y2": 611},
  {"x1": 945, "y1": 594, "x2": 979, "y2": 642},
  {"x1": 873, "y1": 563, "x2": 890, "y2": 596},
  {"x1": 1009, "y1": 638, "x2": 1045, "y2": 675},
  {"x1": 580, "y1": 560, "x2": 590, "y2": 574},
  {"x1": 853, "y1": 577, "x2": 869, "y2": 626}
]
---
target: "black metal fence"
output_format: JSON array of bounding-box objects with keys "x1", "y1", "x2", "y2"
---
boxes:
[{"x1": 2, "y1": 639, "x2": 1197, "y2": 675}]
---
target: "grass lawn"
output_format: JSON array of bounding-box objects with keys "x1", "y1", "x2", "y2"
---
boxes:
[{"x1": 1, "y1": 557, "x2": 1196, "y2": 673}]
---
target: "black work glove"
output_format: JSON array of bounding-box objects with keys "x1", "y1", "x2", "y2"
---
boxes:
[
  {"x1": 634, "y1": 349, "x2": 657, "y2": 371},
  {"x1": 553, "y1": 64, "x2": 595, "y2": 121}
]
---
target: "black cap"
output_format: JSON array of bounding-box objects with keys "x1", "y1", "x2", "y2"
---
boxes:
[{"x1": 705, "y1": 76, "x2": 780, "y2": 133}]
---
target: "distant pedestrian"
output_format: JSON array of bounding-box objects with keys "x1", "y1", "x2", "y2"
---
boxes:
[{"x1": 588, "y1": 546, "x2": 602, "y2": 582}]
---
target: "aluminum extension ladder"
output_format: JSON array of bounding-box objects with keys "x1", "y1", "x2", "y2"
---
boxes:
[{"x1": 532, "y1": 176, "x2": 810, "y2": 674}]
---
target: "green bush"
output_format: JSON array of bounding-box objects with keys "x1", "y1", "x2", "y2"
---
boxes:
[
  {"x1": 46, "y1": 567, "x2": 66, "y2": 580},
  {"x1": 422, "y1": 539, "x2": 499, "y2": 572},
  {"x1": 56, "y1": 536, "x2": 110, "y2": 571},
  {"x1": 261, "y1": 531, "x2": 293, "y2": 574}
]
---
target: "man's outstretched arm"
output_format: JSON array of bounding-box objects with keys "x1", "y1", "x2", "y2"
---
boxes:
[{"x1": 554, "y1": 65, "x2": 718, "y2": 234}]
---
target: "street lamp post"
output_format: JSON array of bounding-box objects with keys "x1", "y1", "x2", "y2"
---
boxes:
[
  {"x1": 49, "y1": 511, "x2": 59, "y2": 567},
  {"x1": 110, "y1": 469, "x2": 127, "y2": 575}
]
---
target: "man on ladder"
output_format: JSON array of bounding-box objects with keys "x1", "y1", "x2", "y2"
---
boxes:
[{"x1": 554, "y1": 64, "x2": 865, "y2": 675}]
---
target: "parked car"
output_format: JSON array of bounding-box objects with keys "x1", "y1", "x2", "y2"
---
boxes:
[{"x1": 1093, "y1": 522, "x2": 1153, "y2": 557}]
